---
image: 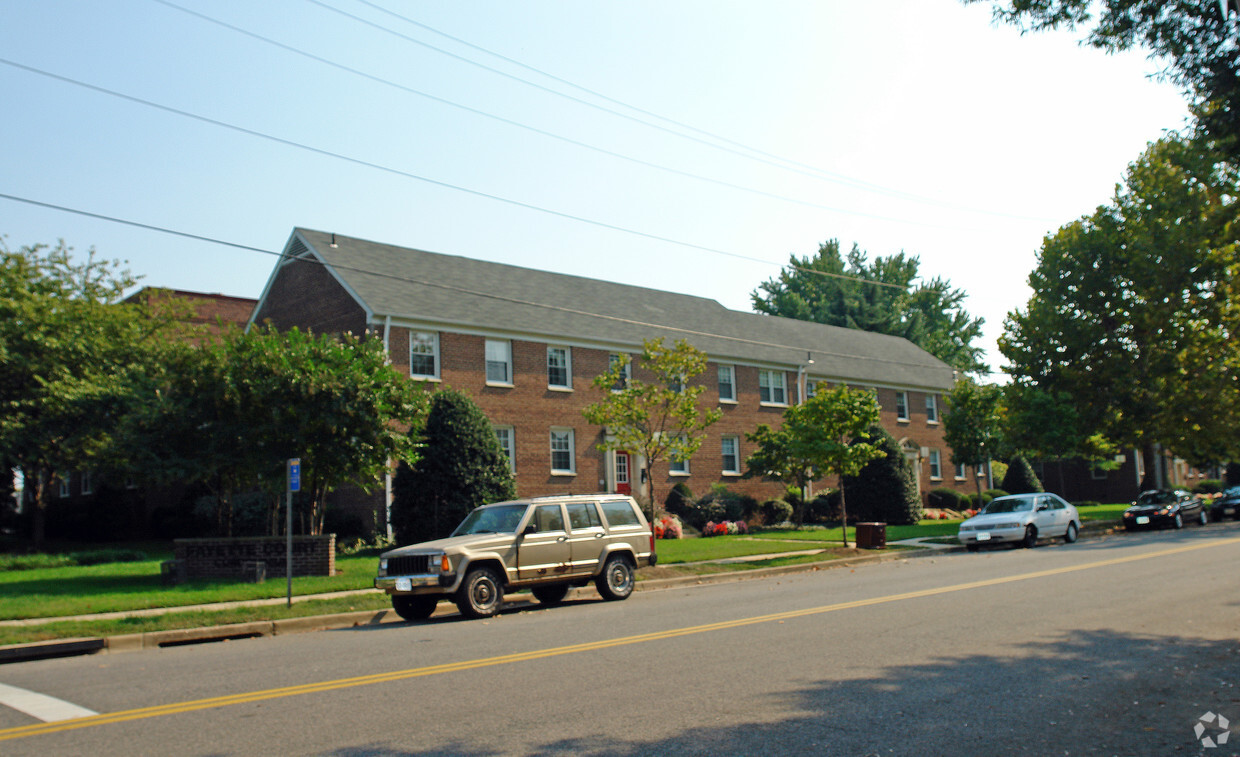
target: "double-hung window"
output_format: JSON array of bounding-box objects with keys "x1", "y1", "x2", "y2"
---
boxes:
[
  {"x1": 926, "y1": 394, "x2": 939, "y2": 423},
  {"x1": 955, "y1": 462, "x2": 966, "y2": 480},
  {"x1": 550, "y1": 428, "x2": 575, "y2": 474},
  {"x1": 895, "y1": 391, "x2": 909, "y2": 421},
  {"x1": 609, "y1": 354, "x2": 630, "y2": 391},
  {"x1": 758, "y1": 370, "x2": 786, "y2": 405},
  {"x1": 547, "y1": 346, "x2": 571, "y2": 389},
  {"x1": 409, "y1": 332, "x2": 439, "y2": 379},
  {"x1": 486, "y1": 339, "x2": 512, "y2": 385},
  {"x1": 494, "y1": 426, "x2": 515, "y2": 473},
  {"x1": 717, "y1": 365, "x2": 736, "y2": 402},
  {"x1": 721, "y1": 435, "x2": 740, "y2": 475},
  {"x1": 81, "y1": 471, "x2": 94, "y2": 495},
  {"x1": 929, "y1": 449, "x2": 942, "y2": 480},
  {"x1": 805, "y1": 379, "x2": 818, "y2": 399},
  {"x1": 669, "y1": 434, "x2": 690, "y2": 475}
]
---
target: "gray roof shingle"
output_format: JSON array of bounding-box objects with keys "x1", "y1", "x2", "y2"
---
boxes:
[{"x1": 292, "y1": 228, "x2": 955, "y2": 391}]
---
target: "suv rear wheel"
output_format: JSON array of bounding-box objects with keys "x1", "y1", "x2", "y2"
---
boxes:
[
  {"x1": 596, "y1": 554, "x2": 635, "y2": 601},
  {"x1": 456, "y1": 566, "x2": 503, "y2": 618}
]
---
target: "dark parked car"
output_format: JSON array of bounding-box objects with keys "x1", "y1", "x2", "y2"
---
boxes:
[
  {"x1": 1122, "y1": 489, "x2": 1207, "y2": 530},
  {"x1": 1210, "y1": 486, "x2": 1240, "y2": 522}
]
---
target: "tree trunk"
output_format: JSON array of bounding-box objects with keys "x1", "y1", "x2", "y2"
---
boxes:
[
  {"x1": 839, "y1": 483, "x2": 851, "y2": 548},
  {"x1": 30, "y1": 469, "x2": 47, "y2": 551}
]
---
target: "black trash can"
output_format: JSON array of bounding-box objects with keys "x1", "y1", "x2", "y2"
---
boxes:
[{"x1": 855, "y1": 522, "x2": 887, "y2": 550}]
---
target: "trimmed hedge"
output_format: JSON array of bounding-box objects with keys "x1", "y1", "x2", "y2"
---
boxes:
[{"x1": 927, "y1": 488, "x2": 965, "y2": 510}]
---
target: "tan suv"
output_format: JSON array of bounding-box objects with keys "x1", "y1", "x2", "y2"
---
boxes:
[{"x1": 375, "y1": 494, "x2": 657, "y2": 620}]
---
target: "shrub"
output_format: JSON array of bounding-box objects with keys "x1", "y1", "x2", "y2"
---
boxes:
[
  {"x1": 701, "y1": 520, "x2": 748, "y2": 537},
  {"x1": 841, "y1": 425, "x2": 923, "y2": 525},
  {"x1": 927, "y1": 488, "x2": 964, "y2": 510},
  {"x1": 683, "y1": 485, "x2": 756, "y2": 530},
  {"x1": 664, "y1": 482, "x2": 694, "y2": 517},
  {"x1": 1192, "y1": 480, "x2": 1223, "y2": 494},
  {"x1": 983, "y1": 489, "x2": 1009, "y2": 500},
  {"x1": 1001, "y1": 456, "x2": 1044, "y2": 494},
  {"x1": 391, "y1": 389, "x2": 517, "y2": 544},
  {"x1": 807, "y1": 490, "x2": 841, "y2": 524},
  {"x1": 653, "y1": 514, "x2": 683, "y2": 539},
  {"x1": 760, "y1": 498, "x2": 794, "y2": 525},
  {"x1": 68, "y1": 549, "x2": 149, "y2": 566},
  {"x1": 966, "y1": 492, "x2": 992, "y2": 509}
]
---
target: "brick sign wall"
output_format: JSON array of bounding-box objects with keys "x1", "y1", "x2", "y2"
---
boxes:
[{"x1": 174, "y1": 535, "x2": 336, "y2": 580}]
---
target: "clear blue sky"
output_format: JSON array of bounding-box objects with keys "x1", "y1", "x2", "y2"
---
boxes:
[{"x1": 0, "y1": 0, "x2": 1189, "y2": 372}]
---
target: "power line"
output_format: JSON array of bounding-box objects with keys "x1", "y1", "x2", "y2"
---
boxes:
[
  {"x1": 0, "y1": 191, "x2": 946, "y2": 370},
  {"x1": 150, "y1": 0, "x2": 956, "y2": 224},
  {"x1": 0, "y1": 56, "x2": 907, "y2": 291},
  {"x1": 330, "y1": 0, "x2": 1054, "y2": 223}
]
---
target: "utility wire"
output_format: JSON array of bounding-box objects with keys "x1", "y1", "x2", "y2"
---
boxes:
[
  {"x1": 151, "y1": 0, "x2": 957, "y2": 223},
  {"x1": 0, "y1": 191, "x2": 946, "y2": 370},
  {"x1": 331, "y1": 0, "x2": 1052, "y2": 222},
  {"x1": 0, "y1": 56, "x2": 907, "y2": 291}
]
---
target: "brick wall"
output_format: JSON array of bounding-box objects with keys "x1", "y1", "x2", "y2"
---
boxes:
[
  {"x1": 252, "y1": 257, "x2": 367, "y2": 335},
  {"x1": 174, "y1": 535, "x2": 336, "y2": 579}
]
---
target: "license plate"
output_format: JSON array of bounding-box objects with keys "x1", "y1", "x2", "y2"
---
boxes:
[
  {"x1": 1136, "y1": 516, "x2": 1150, "y2": 525},
  {"x1": 976, "y1": 532, "x2": 991, "y2": 541},
  {"x1": 395, "y1": 577, "x2": 412, "y2": 592},
  {"x1": 1224, "y1": 507, "x2": 1235, "y2": 516}
]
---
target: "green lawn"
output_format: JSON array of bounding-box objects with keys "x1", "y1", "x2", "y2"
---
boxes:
[
  {"x1": 1076, "y1": 503, "x2": 1128, "y2": 522},
  {"x1": 0, "y1": 552, "x2": 381, "y2": 621},
  {"x1": 654, "y1": 538, "x2": 819, "y2": 563}
]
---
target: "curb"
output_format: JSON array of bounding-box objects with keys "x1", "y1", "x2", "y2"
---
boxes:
[{"x1": 0, "y1": 524, "x2": 1122, "y2": 664}]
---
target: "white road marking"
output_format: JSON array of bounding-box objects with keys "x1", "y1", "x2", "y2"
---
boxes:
[{"x1": 0, "y1": 682, "x2": 97, "y2": 722}]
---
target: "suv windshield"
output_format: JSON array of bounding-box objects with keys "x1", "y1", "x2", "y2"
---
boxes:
[
  {"x1": 452, "y1": 504, "x2": 529, "y2": 536},
  {"x1": 983, "y1": 496, "x2": 1034, "y2": 514}
]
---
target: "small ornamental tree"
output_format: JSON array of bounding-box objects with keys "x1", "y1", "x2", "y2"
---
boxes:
[
  {"x1": 744, "y1": 385, "x2": 882, "y2": 545},
  {"x1": 942, "y1": 378, "x2": 1002, "y2": 497},
  {"x1": 391, "y1": 389, "x2": 515, "y2": 544},
  {"x1": 582, "y1": 338, "x2": 721, "y2": 521},
  {"x1": 841, "y1": 425, "x2": 922, "y2": 525},
  {"x1": 1001, "y1": 455, "x2": 1045, "y2": 494}
]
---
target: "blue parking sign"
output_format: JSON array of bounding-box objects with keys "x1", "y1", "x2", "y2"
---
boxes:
[{"x1": 288, "y1": 459, "x2": 301, "y2": 492}]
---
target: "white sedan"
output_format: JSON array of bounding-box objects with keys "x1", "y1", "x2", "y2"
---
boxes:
[{"x1": 957, "y1": 493, "x2": 1081, "y2": 551}]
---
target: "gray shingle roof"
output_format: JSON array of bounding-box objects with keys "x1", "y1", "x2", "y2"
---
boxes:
[{"x1": 292, "y1": 228, "x2": 954, "y2": 391}]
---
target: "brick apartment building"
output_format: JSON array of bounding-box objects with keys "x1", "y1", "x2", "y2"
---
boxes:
[{"x1": 250, "y1": 228, "x2": 979, "y2": 532}]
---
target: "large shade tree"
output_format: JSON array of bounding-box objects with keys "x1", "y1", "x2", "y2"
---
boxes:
[
  {"x1": 966, "y1": 0, "x2": 1240, "y2": 160},
  {"x1": 1001, "y1": 133, "x2": 1239, "y2": 479},
  {"x1": 941, "y1": 378, "x2": 1003, "y2": 497},
  {"x1": 752, "y1": 240, "x2": 987, "y2": 375}
]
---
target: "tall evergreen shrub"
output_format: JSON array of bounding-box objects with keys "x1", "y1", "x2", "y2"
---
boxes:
[
  {"x1": 1001, "y1": 456, "x2": 1044, "y2": 494},
  {"x1": 841, "y1": 425, "x2": 923, "y2": 525},
  {"x1": 390, "y1": 389, "x2": 516, "y2": 543}
]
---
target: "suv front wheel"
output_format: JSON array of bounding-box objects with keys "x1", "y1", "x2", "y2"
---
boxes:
[
  {"x1": 456, "y1": 566, "x2": 504, "y2": 618},
  {"x1": 596, "y1": 554, "x2": 635, "y2": 601}
]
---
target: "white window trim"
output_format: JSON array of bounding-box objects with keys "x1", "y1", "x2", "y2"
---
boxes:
[
  {"x1": 494, "y1": 425, "x2": 515, "y2": 473},
  {"x1": 758, "y1": 370, "x2": 788, "y2": 407},
  {"x1": 717, "y1": 364, "x2": 737, "y2": 403},
  {"x1": 669, "y1": 435, "x2": 690, "y2": 476},
  {"x1": 925, "y1": 394, "x2": 939, "y2": 424},
  {"x1": 929, "y1": 450, "x2": 942, "y2": 481},
  {"x1": 954, "y1": 463, "x2": 966, "y2": 481},
  {"x1": 58, "y1": 473, "x2": 70, "y2": 499},
  {"x1": 550, "y1": 427, "x2": 576, "y2": 475},
  {"x1": 609, "y1": 354, "x2": 631, "y2": 393},
  {"x1": 895, "y1": 391, "x2": 910, "y2": 422},
  {"x1": 409, "y1": 331, "x2": 440, "y2": 380},
  {"x1": 547, "y1": 346, "x2": 572, "y2": 391},
  {"x1": 485, "y1": 339, "x2": 513, "y2": 387},
  {"x1": 721, "y1": 435, "x2": 741, "y2": 476},
  {"x1": 81, "y1": 471, "x2": 94, "y2": 496}
]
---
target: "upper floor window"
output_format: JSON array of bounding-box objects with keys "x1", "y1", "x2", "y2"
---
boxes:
[
  {"x1": 669, "y1": 434, "x2": 690, "y2": 475},
  {"x1": 547, "y1": 346, "x2": 571, "y2": 389},
  {"x1": 926, "y1": 394, "x2": 939, "y2": 423},
  {"x1": 721, "y1": 435, "x2": 740, "y2": 475},
  {"x1": 717, "y1": 364, "x2": 736, "y2": 402},
  {"x1": 758, "y1": 370, "x2": 787, "y2": 405},
  {"x1": 486, "y1": 339, "x2": 512, "y2": 385},
  {"x1": 550, "y1": 428, "x2": 576, "y2": 474},
  {"x1": 494, "y1": 426, "x2": 515, "y2": 473},
  {"x1": 895, "y1": 391, "x2": 909, "y2": 421},
  {"x1": 669, "y1": 373, "x2": 685, "y2": 393},
  {"x1": 409, "y1": 331, "x2": 439, "y2": 379},
  {"x1": 805, "y1": 379, "x2": 818, "y2": 399},
  {"x1": 929, "y1": 449, "x2": 942, "y2": 480},
  {"x1": 609, "y1": 354, "x2": 630, "y2": 391}
]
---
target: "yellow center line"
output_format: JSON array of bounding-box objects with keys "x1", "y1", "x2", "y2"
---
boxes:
[{"x1": 3, "y1": 535, "x2": 1236, "y2": 742}]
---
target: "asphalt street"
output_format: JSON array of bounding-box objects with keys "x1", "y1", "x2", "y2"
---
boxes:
[{"x1": 1, "y1": 522, "x2": 1238, "y2": 756}]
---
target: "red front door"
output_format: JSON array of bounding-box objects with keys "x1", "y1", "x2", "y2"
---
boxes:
[{"x1": 615, "y1": 451, "x2": 631, "y2": 494}]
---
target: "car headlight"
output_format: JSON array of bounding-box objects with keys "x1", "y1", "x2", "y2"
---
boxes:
[{"x1": 378, "y1": 558, "x2": 388, "y2": 575}]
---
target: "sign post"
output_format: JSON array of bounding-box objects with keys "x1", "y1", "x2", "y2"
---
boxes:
[{"x1": 286, "y1": 458, "x2": 300, "y2": 607}]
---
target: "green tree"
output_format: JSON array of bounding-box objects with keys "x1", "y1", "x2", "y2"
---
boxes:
[
  {"x1": 966, "y1": 0, "x2": 1240, "y2": 159},
  {"x1": 840, "y1": 425, "x2": 923, "y2": 525},
  {"x1": 1001, "y1": 455, "x2": 1045, "y2": 494},
  {"x1": 582, "y1": 338, "x2": 721, "y2": 521},
  {"x1": 751, "y1": 240, "x2": 988, "y2": 375},
  {"x1": 744, "y1": 385, "x2": 883, "y2": 545},
  {"x1": 391, "y1": 389, "x2": 515, "y2": 544},
  {"x1": 942, "y1": 378, "x2": 1003, "y2": 497},
  {"x1": 0, "y1": 240, "x2": 172, "y2": 548},
  {"x1": 1001, "y1": 134, "x2": 1240, "y2": 482},
  {"x1": 999, "y1": 383, "x2": 1119, "y2": 493}
]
